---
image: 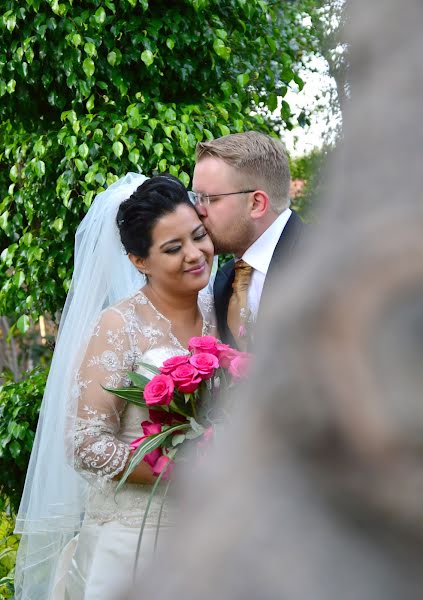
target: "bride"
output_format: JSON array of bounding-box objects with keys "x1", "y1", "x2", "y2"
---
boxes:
[{"x1": 14, "y1": 173, "x2": 216, "y2": 599}]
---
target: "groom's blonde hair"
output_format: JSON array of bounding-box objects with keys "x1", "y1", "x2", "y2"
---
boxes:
[{"x1": 195, "y1": 131, "x2": 291, "y2": 214}]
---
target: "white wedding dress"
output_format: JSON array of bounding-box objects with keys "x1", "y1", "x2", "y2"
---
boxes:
[{"x1": 53, "y1": 289, "x2": 216, "y2": 599}]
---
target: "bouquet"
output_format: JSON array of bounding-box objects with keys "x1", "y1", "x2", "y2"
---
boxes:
[
  {"x1": 106, "y1": 335, "x2": 251, "y2": 493},
  {"x1": 105, "y1": 335, "x2": 250, "y2": 569}
]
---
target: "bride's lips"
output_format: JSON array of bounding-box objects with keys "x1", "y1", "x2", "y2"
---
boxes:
[{"x1": 185, "y1": 261, "x2": 206, "y2": 275}]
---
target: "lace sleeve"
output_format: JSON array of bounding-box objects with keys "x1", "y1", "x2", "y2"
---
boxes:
[{"x1": 72, "y1": 307, "x2": 136, "y2": 482}]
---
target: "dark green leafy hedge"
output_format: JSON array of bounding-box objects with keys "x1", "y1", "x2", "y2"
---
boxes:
[
  {"x1": 290, "y1": 147, "x2": 331, "y2": 220},
  {"x1": 0, "y1": 368, "x2": 47, "y2": 512},
  {"x1": 0, "y1": 506, "x2": 19, "y2": 599}
]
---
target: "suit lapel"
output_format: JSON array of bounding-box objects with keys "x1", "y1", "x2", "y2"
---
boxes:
[
  {"x1": 257, "y1": 212, "x2": 306, "y2": 325},
  {"x1": 264, "y1": 211, "x2": 305, "y2": 294},
  {"x1": 213, "y1": 258, "x2": 237, "y2": 347}
]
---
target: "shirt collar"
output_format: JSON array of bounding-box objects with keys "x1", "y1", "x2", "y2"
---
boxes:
[{"x1": 241, "y1": 208, "x2": 292, "y2": 275}]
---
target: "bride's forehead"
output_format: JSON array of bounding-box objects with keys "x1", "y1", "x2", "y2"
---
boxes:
[{"x1": 152, "y1": 204, "x2": 201, "y2": 237}]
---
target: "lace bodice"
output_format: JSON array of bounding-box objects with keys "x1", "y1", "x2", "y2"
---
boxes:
[{"x1": 71, "y1": 289, "x2": 216, "y2": 527}]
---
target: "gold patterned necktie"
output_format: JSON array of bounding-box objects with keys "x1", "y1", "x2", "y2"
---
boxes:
[{"x1": 227, "y1": 259, "x2": 253, "y2": 350}]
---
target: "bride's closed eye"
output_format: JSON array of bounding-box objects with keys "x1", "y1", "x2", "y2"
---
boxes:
[
  {"x1": 165, "y1": 233, "x2": 207, "y2": 254},
  {"x1": 163, "y1": 226, "x2": 208, "y2": 254}
]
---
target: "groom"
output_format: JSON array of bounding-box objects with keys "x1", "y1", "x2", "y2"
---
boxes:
[{"x1": 192, "y1": 131, "x2": 306, "y2": 349}]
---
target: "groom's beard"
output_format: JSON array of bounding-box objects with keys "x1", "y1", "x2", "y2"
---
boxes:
[{"x1": 206, "y1": 219, "x2": 255, "y2": 257}]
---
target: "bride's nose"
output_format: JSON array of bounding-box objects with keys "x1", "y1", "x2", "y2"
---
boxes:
[{"x1": 184, "y1": 241, "x2": 203, "y2": 262}]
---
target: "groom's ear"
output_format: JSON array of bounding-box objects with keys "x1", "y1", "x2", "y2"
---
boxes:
[
  {"x1": 128, "y1": 253, "x2": 148, "y2": 275},
  {"x1": 249, "y1": 190, "x2": 270, "y2": 220}
]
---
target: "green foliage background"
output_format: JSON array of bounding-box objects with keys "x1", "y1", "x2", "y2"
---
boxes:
[
  {"x1": 289, "y1": 147, "x2": 327, "y2": 220},
  {"x1": 0, "y1": 368, "x2": 46, "y2": 512},
  {"x1": 0, "y1": 506, "x2": 19, "y2": 599}
]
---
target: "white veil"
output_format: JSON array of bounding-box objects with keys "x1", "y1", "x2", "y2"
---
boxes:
[{"x1": 14, "y1": 172, "x2": 147, "y2": 599}]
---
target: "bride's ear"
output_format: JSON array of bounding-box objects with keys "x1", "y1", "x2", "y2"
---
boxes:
[{"x1": 128, "y1": 253, "x2": 148, "y2": 275}]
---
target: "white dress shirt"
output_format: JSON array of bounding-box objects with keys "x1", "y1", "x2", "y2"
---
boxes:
[{"x1": 240, "y1": 208, "x2": 292, "y2": 317}]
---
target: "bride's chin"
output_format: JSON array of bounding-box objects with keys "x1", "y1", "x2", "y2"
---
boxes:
[{"x1": 192, "y1": 272, "x2": 211, "y2": 292}]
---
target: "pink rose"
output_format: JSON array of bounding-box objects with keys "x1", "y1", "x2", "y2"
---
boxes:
[
  {"x1": 229, "y1": 354, "x2": 251, "y2": 379},
  {"x1": 130, "y1": 421, "x2": 162, "y2": 467},
  {"x1": 170, "y1": 363, "x2": 202, "y2": 393},
  {"x1": 143, "y1": 374, "x2": 174, "y2": 406},
  {"x1": 188, "y1": 335, "x2": 219, "y2": 356},
  {"x1": 141, "y1": 420, "x2": 161, "y2": 436},
  {"x1": 145, "y1": 446, "x2": 163, "y2": 468},
  {"x1": 152, "y1": 455, "x2": 174, "y2": 481},
  {"x1": 189, "y1": 352, "x2": 219, "y2": 380},
  {"x1": 130, "y1": 436, "x2": 145, "y2": 452},
  {"x1": 159, "y1": 354, "x2": 190, "y2": 375},
  {"x1": 216, "y1": 343, "x2": 240, "y2": 369}
]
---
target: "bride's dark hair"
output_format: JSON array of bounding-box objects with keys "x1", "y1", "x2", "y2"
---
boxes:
[{"x1": 117, "y1": 173, "x2": 194, "y2": 257}]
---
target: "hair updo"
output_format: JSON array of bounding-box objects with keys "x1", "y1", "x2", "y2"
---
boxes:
[{"x1": 116, "y1": 174, "x2": 194, "y2": 257}]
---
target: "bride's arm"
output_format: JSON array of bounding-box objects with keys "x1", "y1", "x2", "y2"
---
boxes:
[
  {"x1": 112, "y1": 457, "x2": 155, "y2": 484},
  {"x1": 71, "y1": 307, "x2": 155, "y2": 485}
]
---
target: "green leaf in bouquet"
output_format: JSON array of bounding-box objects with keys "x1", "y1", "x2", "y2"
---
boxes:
[
  {"x1": 138, "y1": 361, "x2": 160, "y2": 376},
  {"x1": 171, "y1": 433, "x2": 186, "y2": 447},
  {"x1": 133, "y1": 466, "x2": 165, "y2": 581},
  {"x1": 154, "y1": 477, "x2": 172, "y2": 552},
  {"x1": 102, "y1": 385, "x2": 148, "y2": 406},
  {"x1": 151, "y1": 447, "x2": 178, "y2": 555},
  {"x1": 131, "y1": 445, "x2": 180, "y2": 578},
  {"x1": 166, "y1": 447, "x2": 178, "y2": 460},
  {"x1": 168, "y1": 398, "x2": 191, "y2": 419},
  {"x1": 126, "y1": 371, "x2": 150, "y2": 389},
  {"x1": 189, "y1": 417, "x2": 205, "y2": 435},
  {"x1": 115, "y1": 423, "x2": 189, "y2": 496}
]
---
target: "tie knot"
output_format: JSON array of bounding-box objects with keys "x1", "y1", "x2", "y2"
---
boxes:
[{"x1": 233, "y1": 260, "x2": 253, "y2": 293}]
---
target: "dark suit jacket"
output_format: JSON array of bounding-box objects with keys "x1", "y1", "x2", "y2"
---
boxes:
[{"x1": 213, "y1": 211, "x2": 306, "y2": 346}]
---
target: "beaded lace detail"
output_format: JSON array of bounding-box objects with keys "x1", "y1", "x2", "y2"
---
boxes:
[{"x1": 72, "y1": 289, "x2": 216, "y2": 527}]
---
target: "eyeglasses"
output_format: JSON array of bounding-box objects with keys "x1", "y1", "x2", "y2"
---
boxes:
[{"x1": 188, "y1": 190, "x2": 255, "y2": 207}]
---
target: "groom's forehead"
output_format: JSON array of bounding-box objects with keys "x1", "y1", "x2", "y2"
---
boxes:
[{"x1": 193, "y1": 157, "x2": 243, "y2": 188}]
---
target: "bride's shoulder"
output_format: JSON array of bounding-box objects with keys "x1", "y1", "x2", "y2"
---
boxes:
[
  {"x1": 96, "y1": 289, "x2": 146, "y2": 328},
  {"x1": 198, "y1": 292, "x2": 215, "y2": 316},
  {"x1": 110, "y1": 288, "x2": 147, "y2": 311}
]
